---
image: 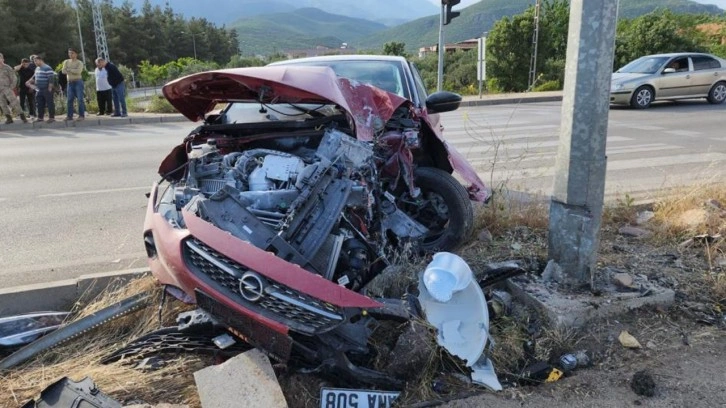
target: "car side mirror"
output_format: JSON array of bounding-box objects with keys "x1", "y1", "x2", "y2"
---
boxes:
[
  {"x1": 426, "y1": 91, "x2": 462, "y2": 114},
  {"x1": 663, "y1": 68, "x2": 676, "y2": 74}
]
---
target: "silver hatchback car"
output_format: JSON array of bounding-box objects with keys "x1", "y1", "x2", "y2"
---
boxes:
[{"x1": 610, "y1": 52, "x2": 726, "y2": 109}]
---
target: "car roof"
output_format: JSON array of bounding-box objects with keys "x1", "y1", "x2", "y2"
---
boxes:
[
  {"x1": 269, "y1": 54, "x2": 409, "y2": 66},
  {"x1": 641, "y1": 52, "x2": 719, "y2": 59}
]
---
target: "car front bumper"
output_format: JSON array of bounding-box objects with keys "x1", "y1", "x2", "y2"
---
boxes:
[{"x1": 610, "y1": 90, "x2": 633, "y2": 105}]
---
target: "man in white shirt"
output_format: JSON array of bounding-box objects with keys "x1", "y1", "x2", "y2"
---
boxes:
[{"x1": 94, "y1": 58, "x2": 113, "y2": 116}]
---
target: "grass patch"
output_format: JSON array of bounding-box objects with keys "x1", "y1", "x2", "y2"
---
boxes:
[
  {"x1": 0, "y1": 277, "x2": 201, "y2": 407},
  {"x1": 145, "y1": 95, "x2": 179, "y2": 114}
]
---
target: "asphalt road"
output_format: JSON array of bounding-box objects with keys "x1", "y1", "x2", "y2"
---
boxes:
[{"x1": 0, "y1": 100, "x2": 724, "y2": 287}]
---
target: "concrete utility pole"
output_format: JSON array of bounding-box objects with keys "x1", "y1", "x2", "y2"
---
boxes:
[{"x1": 548, "y1": 0, "x2": 618, "y2": 288}]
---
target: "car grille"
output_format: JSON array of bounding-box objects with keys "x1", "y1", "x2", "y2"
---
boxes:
[{"x1": 183, "y1": 238, "x2": 344, "y2": 335}]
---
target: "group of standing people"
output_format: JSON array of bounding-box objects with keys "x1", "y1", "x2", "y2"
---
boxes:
[{"x1": 0, "y1": 48, "x2": 127, "y2": 125}]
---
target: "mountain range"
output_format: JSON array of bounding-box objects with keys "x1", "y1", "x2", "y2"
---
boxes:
[{"x1": 120, "y1": 0, "x2": 725, "y2": 55}]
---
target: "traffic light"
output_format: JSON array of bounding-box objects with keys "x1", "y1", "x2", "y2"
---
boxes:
[{"x1": 443, "y1": 0, "x2": 461, "y2": 25}]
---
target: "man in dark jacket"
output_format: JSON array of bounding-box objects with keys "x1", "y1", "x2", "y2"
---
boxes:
[
  {"x1": 99, "y1": 58, "x2": 127, "y2": 117},
  {"x1": 14, "y1": 57, "x2": 36, "y2": 118}
]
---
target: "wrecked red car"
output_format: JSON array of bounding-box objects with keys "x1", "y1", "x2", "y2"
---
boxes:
[{"x1": 143, "y1": 63, "x2": 488, "y2": 385}]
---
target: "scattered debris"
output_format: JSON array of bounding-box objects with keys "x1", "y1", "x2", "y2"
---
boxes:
[
  {"x1": 471, "y1": 355, "x2": 503, "y2": 391},
  {"x1": 618, "y1": 330, "x2": 642, "y2": 349},
  {"x1": 612, "y1": 272, "x2": 636, "y2": 290},
  {"x1": 418, "y1": 252, "x2": 501, "y2": 390},
  {"x1": 194, "y1": 348, "x2": 288, "y2": 408},
  {"x1": 520, "y1": 361, "x2": 564, "y2": 384},
  {"x1": 558, "y1": 353, "x2": 577, "y2": 372},
  {"x1": 0, "y1": 311, "x2": 69, "y2": 347},
  {"x1": 618, "y1": 226, "x2": 652, "y2": 239},
  {"x1": 573, "y1": 350, "x2": 591, "y2": 368},
  {"x1": 489, "y1": 290, "x2": 513, "y2": 318},
  {"x1": 422, "y1": 252, "x2": 473, "y2": 303},
  {"x1": 635, "y1": 211, "x2": 655, "y2": 225},
  {"x1": 21, "y1": 376, "x2": 122, "y2": 408},
  {"x1": 630, "y1": 370, "x2": 656, "y2": 397}
]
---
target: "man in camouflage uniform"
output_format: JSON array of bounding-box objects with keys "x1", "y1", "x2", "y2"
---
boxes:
[{"x1": 0, "y1": 52, "x2": 28, "y2": 124}]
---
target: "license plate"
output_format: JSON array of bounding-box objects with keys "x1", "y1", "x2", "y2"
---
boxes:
[{"x1": 320, "y1": 387, "x2": 400, "y2": 408}]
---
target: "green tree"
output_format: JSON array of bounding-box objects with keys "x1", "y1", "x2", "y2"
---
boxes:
[
  {"x1": 614, "y1": 10, "x2": 703, "y2": 68},
  {"x1": 485, "y1": 0, "x2": 569, "y2": 92},
  {"x1": 383, "y1": 41, "x2": 407, "y2": 57}
]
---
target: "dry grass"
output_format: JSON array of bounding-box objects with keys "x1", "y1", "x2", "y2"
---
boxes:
[
  {"x1": 475, "y1": 191, "x2": 550, "y2": 236},
  {"x1": 649, "y1": 184, "x2": 726, "y2": 241},
  {"x1": 0, "y1": 276, "x2": 202, "y2": 407}
]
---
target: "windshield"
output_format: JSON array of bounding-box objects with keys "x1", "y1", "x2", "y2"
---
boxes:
[
  {"x1": 277, "y1": 60, "x2": 408, "y2": 99},
  {"x1": 617, "y1": 56, "x2": 669, "y2": 74}
]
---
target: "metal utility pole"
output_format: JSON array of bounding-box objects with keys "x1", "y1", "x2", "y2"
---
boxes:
[
  {"x1": 477, "y1": 32, "x2": 487, "y2": 98},
  {"x1": 437, "y1": 3, "x2": 445, "y2": 91},
  {"x1": 527, "y1": 0, "x2": 541, "y2": 90},
  {"x1": 548, "y1": 0, "x2": 619, "y2": 288},
  {"x1": 437, "y1": 0, "x2": 461, "y2": 91},
  {"x1": 92, "y1": 0, "x2": 110, "y2": 61}
]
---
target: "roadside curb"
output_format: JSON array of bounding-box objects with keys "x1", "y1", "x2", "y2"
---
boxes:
[
  {"x1": 0, "y1": 269, "x2": 150, "y2": 315},
  {"x1": 0, "y1": 115, "x2": 187, "y2": 132},
  {"x1": 460, "y1": 94, "x2": 563, "y2": 107}
]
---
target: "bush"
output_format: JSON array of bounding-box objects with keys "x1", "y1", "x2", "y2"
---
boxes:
[
  {"x1": 533, "y1": 80, "x2": 562, "y2": 92},
  {"x1": 145, "y1": 95, "x2": 177, "y2": 113}
]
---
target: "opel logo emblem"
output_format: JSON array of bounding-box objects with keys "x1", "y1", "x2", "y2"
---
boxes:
[{"x1": 239, "y1": 272, "x2": 265, "y2": 302}]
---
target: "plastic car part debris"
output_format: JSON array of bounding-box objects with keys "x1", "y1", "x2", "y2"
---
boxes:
[
  {"x1": 423, "y1": 252, "x2": 473, "y2": 302},
  {"x1": 520, "y1": 361, "x2": 563, "y2": 384},
  {"x1": 470, "y1": 356, "x2": 503, "y2": 391},
  {"x1": 558, "y1": 353, "x2": 578, "y2": 372},
  {"x1": 419, "y1": 253, "x2": 488, "y2": 365},
  {"x1": 0, "y1": 292, "x2": 152, "y2": 371},
  {"x1": 418, "y1": 252, "x2": 502, "y2": 390},
  {"x1": 0, "y1": 312, "x2": 69, "y2": 347},
  {"x1": 20, "y1": 376, "x2": 122, "y2": 408}
]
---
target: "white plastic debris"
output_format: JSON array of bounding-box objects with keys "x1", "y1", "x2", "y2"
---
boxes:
[
  {"x1": 418, "y1": 252, "x2": 495, "y2": 374},
  {"x1": 471, "y1": 356, "x2": 503, "y2": 391},
  {"x1": 423, "y1": 252, "x2": 473, "y2": 302}
]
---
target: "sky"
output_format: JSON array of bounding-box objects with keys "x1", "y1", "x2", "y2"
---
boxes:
[{"x1": 692, "y1": 0, "x2": 726, "y2": 8}]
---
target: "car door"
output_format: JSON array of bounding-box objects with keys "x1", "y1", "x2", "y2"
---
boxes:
[
  {"x1": 690, "y1": 55, "x2": 723, "y2": 96},
  {"x1": 655, "y1": 56, "x2": 692, "y2": 98}
]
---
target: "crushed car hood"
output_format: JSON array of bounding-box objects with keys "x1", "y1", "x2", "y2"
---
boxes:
[{"x1": 163, "y1": 66, "x2": 408, "y2": 141}]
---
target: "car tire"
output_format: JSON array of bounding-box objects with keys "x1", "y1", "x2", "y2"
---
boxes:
[
  {"x1": 398, "y1": 167, "x2": 474, "y2": 252},
  {"x1": 630, "y1": 86, "x2": 654, "y2": 109},
  {"x1": 707, "y1": 82, "x2": 726, "y2": 104}
]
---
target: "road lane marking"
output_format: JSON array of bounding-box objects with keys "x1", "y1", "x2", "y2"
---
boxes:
[
  {"x1": 38, "y1": 186, "x2": 150, "y2": 198},
  {"x1": 665, "y1": 130, "x2": 701, "y2": 137}
]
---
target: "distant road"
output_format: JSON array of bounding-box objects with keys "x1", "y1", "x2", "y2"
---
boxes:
[
  {"x1": 443, "y1": 99, "x2": 726, "y2": 202},
  {"x1": 0, "y1": 99, "x2": 724, "y2": 287}
]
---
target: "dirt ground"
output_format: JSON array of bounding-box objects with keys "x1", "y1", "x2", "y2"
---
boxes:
[{"x1": 424, "y1": 198, "x2": 726, "y2": 408}]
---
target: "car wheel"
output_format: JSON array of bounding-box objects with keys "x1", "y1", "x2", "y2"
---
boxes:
[
  {"x1": 630, "y1": 86, "x2": 654, "y2": 109},
  {"x1": 707, "y1": 82, "x2": 726, "y2": 104},
  {"x1": 397, "y1": 167, "x2": 474, "y2": 252}
]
